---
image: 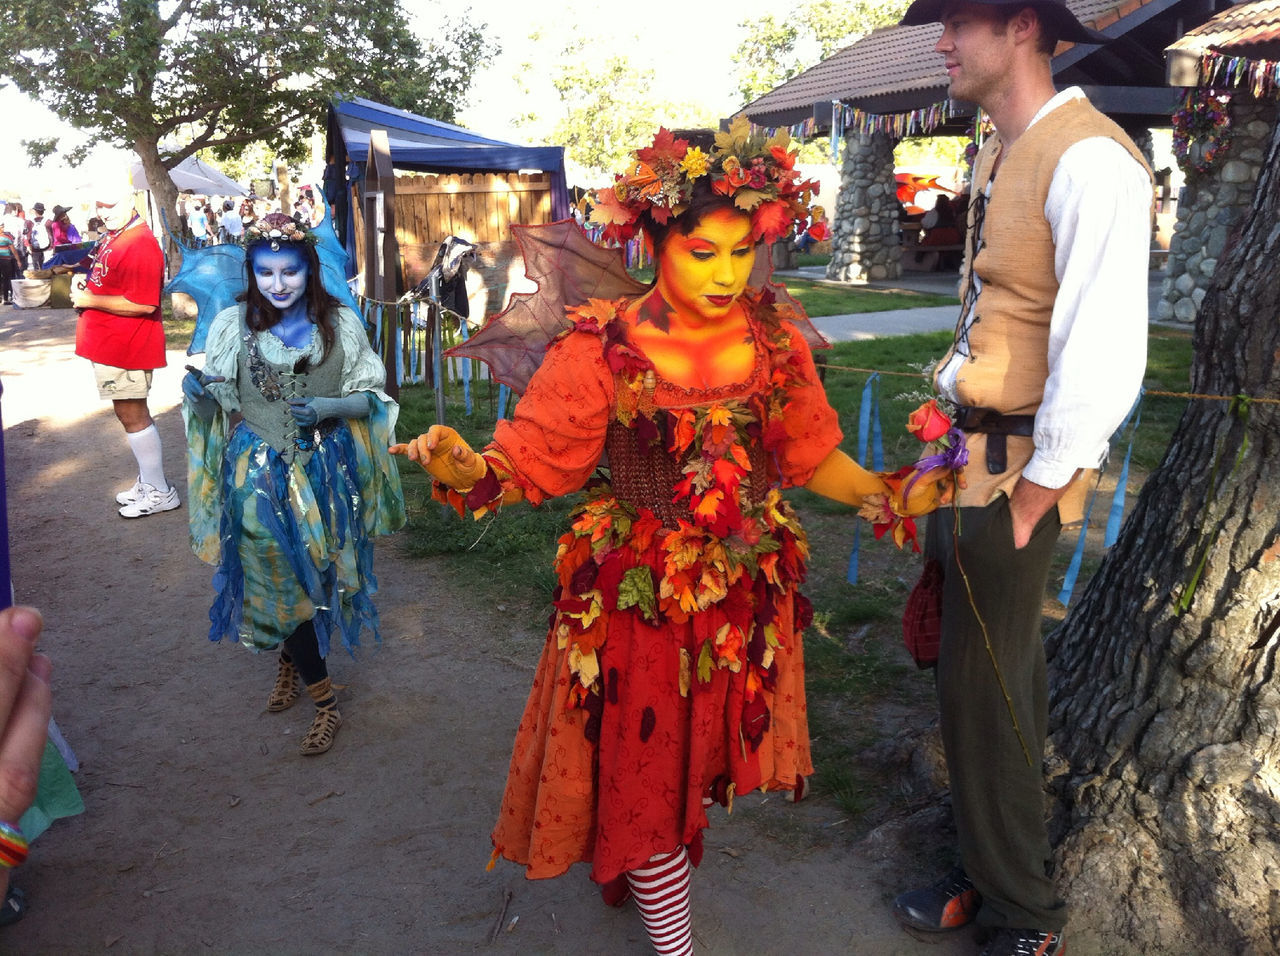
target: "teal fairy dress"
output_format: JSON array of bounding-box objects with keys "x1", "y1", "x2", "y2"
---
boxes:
[{"x1": 184, "y1": 304, "x2": 405, "y2": 654}]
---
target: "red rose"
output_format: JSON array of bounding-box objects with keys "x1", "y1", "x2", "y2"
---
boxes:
[{"x1": 906, "y1": 399, "x2": 951, "y2": 443}]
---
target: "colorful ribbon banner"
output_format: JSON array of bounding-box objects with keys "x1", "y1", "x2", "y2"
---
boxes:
[
  {"x1": 1200, "y1": 49, "x2": 1280, "y2": 100},
  {"x1": 750, "y1": 98, "x2": 959, "y2": 158}
]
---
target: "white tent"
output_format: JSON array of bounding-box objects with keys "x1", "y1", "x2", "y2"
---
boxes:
[{"x1": 130, "y1": 155, "x2": 246, "y2": 196}]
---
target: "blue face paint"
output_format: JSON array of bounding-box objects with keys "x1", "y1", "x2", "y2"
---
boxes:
[{"x1": 252, "y1": 245, "x2": 309, "y2": 319}]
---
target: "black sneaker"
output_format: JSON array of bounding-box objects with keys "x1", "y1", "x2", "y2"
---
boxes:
[
  {"x1": 979, "y1": 927, "x2": 1065, "y2": 956},
  {"x1": 892, "y1": 865, "x2": 980, "y2": 933}
]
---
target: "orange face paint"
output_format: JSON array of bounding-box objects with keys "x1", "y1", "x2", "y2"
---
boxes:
[{"x1": 654, "y1": 207, "x2": 756, "y2": 325}]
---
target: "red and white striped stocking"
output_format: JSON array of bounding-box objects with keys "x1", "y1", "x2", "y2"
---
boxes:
[{"x1": 625, "y1": 846, "x2": 694, "y2": 956}]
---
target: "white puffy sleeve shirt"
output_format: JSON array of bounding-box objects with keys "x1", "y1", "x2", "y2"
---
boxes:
[{"x1": 1023, "y1": 89, "x2": 1152, "y2": 489}]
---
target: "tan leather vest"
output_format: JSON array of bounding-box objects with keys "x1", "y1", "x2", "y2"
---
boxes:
[{"x1": 938, "y1": 97, "x2": 1151, "y2": 523}]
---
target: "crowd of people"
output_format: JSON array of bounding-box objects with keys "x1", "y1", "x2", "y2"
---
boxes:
[
  {"x1": 180, "y1": 188, "x2": 322, "y2": 249},
  {"x1": 0, "y1": 201, "x2": 93, "y2": 294},
  {"x1": 1, "y1": 2, "x2": 1155, "y2": 952}
]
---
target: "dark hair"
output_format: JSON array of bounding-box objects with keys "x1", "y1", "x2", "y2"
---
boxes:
[
  {"x1": 242, "y1": 240, "x2": 338, "y2": 359},
  {"x1": 991, "y1": 4, "x2": 1059, "y2": 54}
]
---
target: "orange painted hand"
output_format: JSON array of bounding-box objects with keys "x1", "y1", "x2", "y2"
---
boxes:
[
  {"x1": 389, "y1": 425, "x2": 488, "y2": 490},
  {"x1": 894, "y1": 464, "x2": 962, "y2": 517}
]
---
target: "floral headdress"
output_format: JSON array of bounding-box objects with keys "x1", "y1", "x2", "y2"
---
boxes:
[
  {"x1": 243, "y1": 212, "x2": 316, "y2": 251},
  {"x1": 590, "y1": 117, "x2": 820, "y2": 246}
]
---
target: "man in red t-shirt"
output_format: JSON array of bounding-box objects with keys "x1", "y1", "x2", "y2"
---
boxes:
[{"x1": 72, "y1": 187, "x2": 178, "y2": 518}]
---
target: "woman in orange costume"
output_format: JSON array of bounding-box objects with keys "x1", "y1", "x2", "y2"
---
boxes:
[{"x1": 394, "y1": 124, "x2": 919, "y2": 955}]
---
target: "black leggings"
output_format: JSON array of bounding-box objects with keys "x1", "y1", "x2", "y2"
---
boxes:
[{"x1": 281, "y1": 620, "x2": 328, "y2": 686}]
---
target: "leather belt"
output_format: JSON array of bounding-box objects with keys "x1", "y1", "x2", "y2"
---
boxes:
[{"x1": 954, "y1": 406, "x2": 1035, "y2": 474}]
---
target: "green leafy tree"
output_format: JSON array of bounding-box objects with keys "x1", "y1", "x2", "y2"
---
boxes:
[
  {"x1": 732, "y1": 15, "x2": 801, "y2": 104},
  {"x1": 735, "y1": 0, "x2": 913, "y2": 103},
  {"x1": 0, "y1": 0, "x2": 493, "y2": 257},
  {"x1": 516, "y1": 38, "x2": 714, "y2": 184}
]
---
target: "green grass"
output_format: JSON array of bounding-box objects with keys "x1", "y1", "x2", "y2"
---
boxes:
[
  {"x1": 1133, "y1": 328, "x2": 1195, "y2": 470},
  {"x1": 786, "y1": 278, "x2": 959, "y2": 318},
  {"x1": 795, "y1": 252, "x2": 832, "y2": 269},
  {"x1": 393, "y1": 380, "x2": 573, "y2": 614},
  {"x1": 162, "y1": 296, "x2": 196, "y2": 351}
]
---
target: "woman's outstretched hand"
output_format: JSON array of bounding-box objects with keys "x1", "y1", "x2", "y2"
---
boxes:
[
  {"x1": 0, "y1": 606, "x2": 52, "y2": 839},
  {"x1": 389, "y1": 425, "x2": 488, "y2": 490},
  {"x1": 894, "y1": 465, "x2": 959, "y2": 516}
]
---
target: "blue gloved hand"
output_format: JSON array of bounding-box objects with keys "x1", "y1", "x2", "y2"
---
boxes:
[
  {"x1": 182, "y1": 366, "x2": 224, "y2": 421},
  {"x1": 286, "y1": 394, "x2": 370, "y2": 427},
  {"x1": 286, "y1": 398, "x2": 320, "y2": 427}
]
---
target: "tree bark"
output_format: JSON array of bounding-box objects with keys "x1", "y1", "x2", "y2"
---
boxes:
[
  {"x1": 1047, "y1": 103, "x2": 1280, "y2": 952},
  {"x1": 134, "y1": 136, "x2": 183, "y2": 275}
]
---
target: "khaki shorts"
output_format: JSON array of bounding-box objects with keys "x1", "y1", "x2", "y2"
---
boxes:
[{"x1": 94, "y1": 364, "x2": 153, "y2": 401}]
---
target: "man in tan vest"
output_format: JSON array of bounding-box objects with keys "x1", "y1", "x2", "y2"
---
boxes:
[{"x1": 889, "y1": 3, "x2": 1152, "y2": 955}]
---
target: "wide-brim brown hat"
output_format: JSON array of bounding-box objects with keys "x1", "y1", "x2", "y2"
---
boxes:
[
  {"x1": 901, "y1": 0, "x2": 1110, "y2": 45},
  {"x1": 51, "y1": 205, "x2": 71, "y2": 218}
]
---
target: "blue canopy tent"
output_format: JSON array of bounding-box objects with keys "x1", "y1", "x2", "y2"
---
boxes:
[{"x1": 325, "y1": 97, "x2": 570, "y2": 276}]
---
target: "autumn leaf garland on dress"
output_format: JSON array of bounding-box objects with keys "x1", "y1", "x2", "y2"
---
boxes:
[{"x1": 434, "y1": 290, "x2": 815, "y2": 752}]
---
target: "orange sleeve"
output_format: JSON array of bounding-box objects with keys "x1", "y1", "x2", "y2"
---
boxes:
[
  {"x1": 774, "y1": 322, "x2": 843, "y2": 487},
  {"x1": 488, "y1": 330, "x2": 616, "y2": 505}
]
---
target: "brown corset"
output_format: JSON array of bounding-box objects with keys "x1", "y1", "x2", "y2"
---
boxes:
[{"x1": 603, "y1": 416, "x2": 772, "y2": 528}]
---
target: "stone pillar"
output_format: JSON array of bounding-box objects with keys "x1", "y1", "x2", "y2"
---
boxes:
[
  {"x1": 1126, "y1": 126, "x2": 1155, "y2": 169},
  {"x1": 827, "y1": 130, "x2": 901, "y2": 283},
  {"x1": 1159, "y1": 99, "x2": 1274, "y2": 325}
]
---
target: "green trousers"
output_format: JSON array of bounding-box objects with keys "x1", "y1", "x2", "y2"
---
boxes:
[{"x1": 926, "y1": 497, "x2": 1067, "y2": 931}]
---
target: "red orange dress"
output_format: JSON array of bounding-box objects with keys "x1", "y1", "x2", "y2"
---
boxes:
[{"x1": 458, "y1": 290, "x2": 841, "y2": 886}]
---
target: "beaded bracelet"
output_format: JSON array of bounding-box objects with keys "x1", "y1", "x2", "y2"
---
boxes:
[{"x1": 0, "y1": 822, "x2": 28, "y2": 868}]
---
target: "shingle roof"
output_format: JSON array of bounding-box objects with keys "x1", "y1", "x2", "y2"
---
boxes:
[
  {"x1": 738, "y1": 24, "x2": 946, "y2": 126},
  {"x1": 739, "y1": 0, "x2": 1167, "y2": 126},
  {"x1": 1166, "y1": 0, "x2": 1280, "y2": 60}
]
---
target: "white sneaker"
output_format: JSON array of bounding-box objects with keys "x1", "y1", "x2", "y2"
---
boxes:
[
  {"x1": 118, "y1": 483, "x2": 181, "y2": 518},
  {"x1": 115, "y1": 477, "x2": 145, "y2": 505}
]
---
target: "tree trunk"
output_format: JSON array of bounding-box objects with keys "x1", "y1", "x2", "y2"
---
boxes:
[
  {"x1": 135, "y1": 136, "x2": 182, "y2": 275},
  {"x1": 1047, "y1": 104, "x2": 1280, "y2": 952}
]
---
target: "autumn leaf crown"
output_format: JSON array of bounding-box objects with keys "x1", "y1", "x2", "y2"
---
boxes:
[{"x1": 590, "y1": 118, "x2": 820, "y2": 246}]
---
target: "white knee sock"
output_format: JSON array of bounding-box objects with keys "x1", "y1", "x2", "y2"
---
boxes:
[
  {"x1": 625, "y1": 846, "x2": 693, "y2": 956},
  {"x1": 127, "y1": 424, "x2": 169, "y2": 492}
]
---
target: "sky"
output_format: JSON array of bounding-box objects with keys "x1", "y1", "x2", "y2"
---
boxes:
[
  {"x1": 442, "y1": 0, "x2": 782, "y2": 142},
  {"x1": 0, "y1": 0, "x2": 781, "y2": 204}
]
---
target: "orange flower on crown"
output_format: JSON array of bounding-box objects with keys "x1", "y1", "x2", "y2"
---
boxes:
[{"x1": 589, "y1": 116, "x2": 820, "y2": 246}]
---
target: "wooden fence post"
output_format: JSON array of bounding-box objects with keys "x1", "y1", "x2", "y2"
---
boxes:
[{"x1": 363, "y1": 130, "x2": 401, "y2": 400}]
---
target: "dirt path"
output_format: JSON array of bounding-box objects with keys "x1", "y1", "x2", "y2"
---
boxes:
[{"x1": 0, "y1": 306, "x2": 981, "y2": 954}]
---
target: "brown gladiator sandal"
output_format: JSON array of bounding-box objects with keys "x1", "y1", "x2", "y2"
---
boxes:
[
  {"x1": 300, "y1": 677, "x2": 342, "y2": 755},
  {"x1": 267, "y1": 655, "x2": 300, "y2": 712}
]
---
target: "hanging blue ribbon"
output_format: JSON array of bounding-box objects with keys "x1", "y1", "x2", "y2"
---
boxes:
[
  {"x1": 408, "y1": 302, "x2": 422, "y2": 384},
  {"x1": 847, "y1": 374, "x2": 885, "y2": 584},
  {"x1": 497, "y1": 383, "x2": 511, "y2": 421},
  {"x1": 1057, "y1": 390, "x2": 1145, "y2": 605},
  {"x1": 458, "y1": 318, "x2": 473, "y2": 416},
  {"x1": 830, "y1": 100, "x2": 842, "y2": 166},
  {"x1": 1104, "y1": 391, "x2": 1144, "y2": 548},
  {"x1": 398, "y1": 305, "x2": 408, "y2": 387}
]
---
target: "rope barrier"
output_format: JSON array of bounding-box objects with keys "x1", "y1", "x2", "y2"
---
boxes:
[{"x1": 822, "y1": 365, "x2": 1277, "y2": 406}]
